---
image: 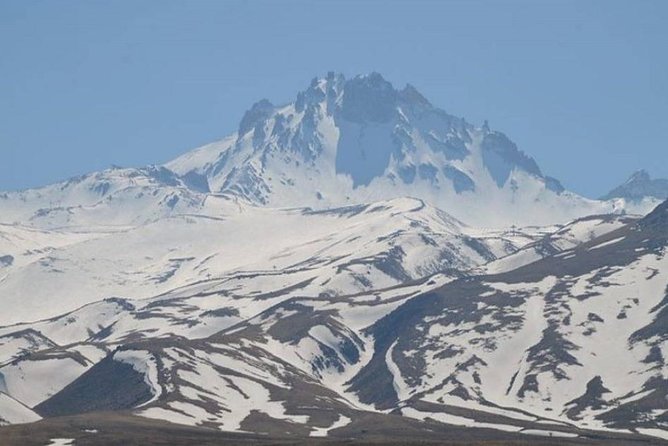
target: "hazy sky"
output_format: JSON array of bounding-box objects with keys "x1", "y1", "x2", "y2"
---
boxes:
[{"x1": 1, "y1": 0, "x2": 666, "y2": 197}]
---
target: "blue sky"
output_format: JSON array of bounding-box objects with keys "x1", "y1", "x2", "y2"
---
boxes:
[{"x1": 1, "y1": 0, "x2": 666, "y2": 197}]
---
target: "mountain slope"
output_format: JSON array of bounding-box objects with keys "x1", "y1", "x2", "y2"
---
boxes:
[
  {"x1": 0, "y1": 166, "x2": 209, "y2": 229},
  {"x1": 347, "y1": 199, "x2": 668, "y2": 436},
  {"x1": 25, "y1": 278, "x2": 665, "y2": 443},
  {"x1": 482, "y1": 213, "x2": 637, "y2": 274},
  {"x1": 0, "y1": 197, "x2": 542, "y2": 326},
  {"x1": 0, "y1": 202, "x2": 665, "y2": 442}
]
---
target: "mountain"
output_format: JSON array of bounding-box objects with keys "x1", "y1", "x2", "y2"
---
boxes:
[
  {"x1": 603, "y1": 169, "x2": 668, "y2": 206},
  {"x1": 0, "y1": 73, "x2": 656, "y2": 231},
  {"x1": 348, "y1": 199, "x2": 668, "y2": 436},
  {"x1": 0, "y1": 201, "x2": 665, "y2": 443},
  {"x1": 0, "y1": 73, "x2": 666, "y2": 444},
  {"x1": 166, "y1": 72, "x2": 648, "y2": 227}
]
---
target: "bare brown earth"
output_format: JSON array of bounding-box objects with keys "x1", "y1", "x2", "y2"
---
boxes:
[{"x1": 0, "y1": 412, "x2": 665, "y2": 446}]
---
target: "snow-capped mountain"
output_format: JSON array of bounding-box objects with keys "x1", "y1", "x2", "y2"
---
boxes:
[
  {"x1": 0, "y1": 72, "x2": 655, "y2": 232},
  {"x1": 603, "y1": 169, "x2": 668, "y2": 205},
  {"x1": 166, "y1": 72, "x2": 652, "y2": 227}
]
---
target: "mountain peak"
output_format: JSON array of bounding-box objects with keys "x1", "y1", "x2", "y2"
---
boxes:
[
  {"x1": 238, "y1": 99, "x2": 274, "y2": 136},
  {"x1": 626, "y1": 169, "x2": 651, "y2": 183},
  {"x1": 159, "y1": 72, "x2": 632, "y2": 227},
  {"x1": 602, "y1": 169, "x2": 668, "y2": 202},
  {"x1": 293, "y1": 72, "x2": 434, "y2": 122},
  {"x1": 340, "y1": 72, "x2": 398, "y2": 123}
]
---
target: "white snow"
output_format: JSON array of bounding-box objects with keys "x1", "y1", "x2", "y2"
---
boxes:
[
  {"x1": 139, "y1": 346, "x2": 309, "y2": 432},
  {"x1": 0, "y1": 392, "x2": 41, "y2": 425},
  {"x1": 44, "y1": 439, "x2": 75, "y2": 446},
  {"x1": 587, "y1": 236, "x2": 625, "y2": 251},
  {"x1": 402, "y1": 407, "x2": 522, "y2": 432},
  {"x1": 0, "y1": 356, "x2": 88, "y2": 407},
  {"x1": 385, "y1": 341, "x2": 411, "y2": 402},
  {"x1": 0, "y1": 196, "x2": 538, "y2": 332},
  {"x1": 637, "y1": 428, "x2": 668, "y2": 441}
]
